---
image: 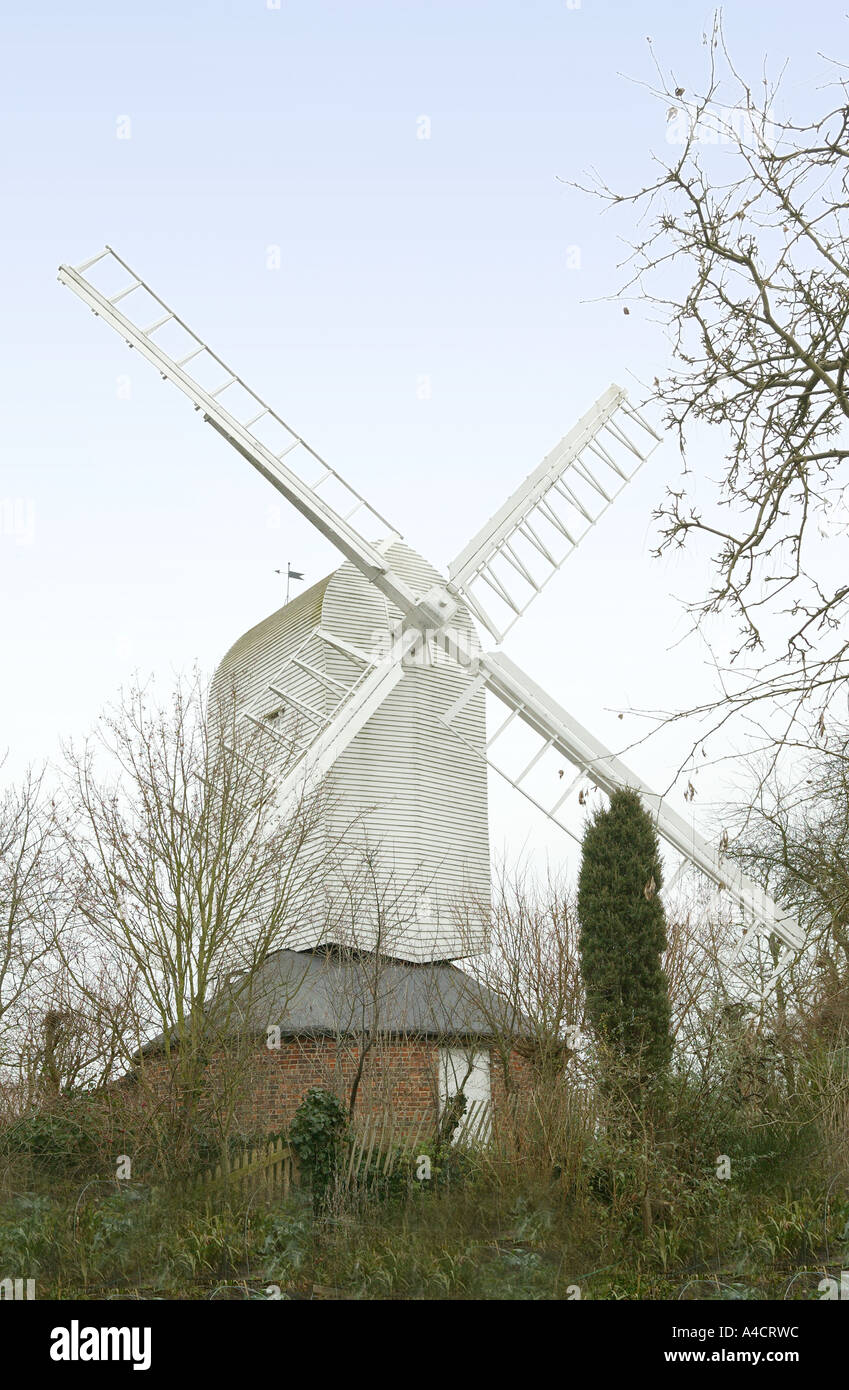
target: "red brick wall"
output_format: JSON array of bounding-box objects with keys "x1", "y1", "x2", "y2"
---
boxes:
[
  {"x1": 242, "y1": 1035, "x2": 441, "y2": 1133},
  {"x1": 133, "y1": 1035, "x2": 535, "y2": 1141},
  {"x1": 490, "y1": 1044, "x2": 536, "y2": 1115}
]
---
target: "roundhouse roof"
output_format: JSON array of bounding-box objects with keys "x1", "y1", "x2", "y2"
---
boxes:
[{"x1": 141, "y1": 947, "x2": 530, "y2": 1051}]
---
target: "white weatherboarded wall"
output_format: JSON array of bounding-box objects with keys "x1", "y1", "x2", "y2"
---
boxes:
[{"x1": 211, "y1": 541, "x2": 491, "y2": 962}]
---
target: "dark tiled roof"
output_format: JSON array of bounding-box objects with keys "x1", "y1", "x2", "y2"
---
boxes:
[{"x1": 142, "y1": 947, "x2": 527, "y2": 1052}]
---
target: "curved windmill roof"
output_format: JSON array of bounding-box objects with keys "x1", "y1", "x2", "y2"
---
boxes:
[
  {"x1": 212, "y1": 540, "x2": 482, "y2": 710},
  {"x1": 213, "y1": 570, "x2": 334, "y2": 716}
]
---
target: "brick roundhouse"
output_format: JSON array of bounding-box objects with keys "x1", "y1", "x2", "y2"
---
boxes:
[{"x1": 136, "y1": 946, "x2": 534, "y2": 1142}]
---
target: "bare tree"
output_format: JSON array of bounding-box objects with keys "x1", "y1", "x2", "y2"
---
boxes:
[
  {"x1": 286, "y1": 849, "x2": 432, "y2": 1121},
  {"x1": 461, "y1": 863, "x2": 585, "y2": 1088},
  {"x1": 580, "y1": 15, "x2": 849, "y2": 752},
  {"x1": 55, "y1": 671, "x2": 335, "y2": 1169},
  {"x1": 734, "y1": 728, "x2": 849, "y2": 991},
  {"x1": 451, "y1": 866, "x2": 594, "y2": 1180},
  {"x1": 0, "y1": 762, "x2": 57, "y2": 1087}
]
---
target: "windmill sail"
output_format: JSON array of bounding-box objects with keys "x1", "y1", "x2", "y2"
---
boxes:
[
  {"x1": 441, "y1": 650, "x2": 803, "y2": 955},
  {"x1": 240, "y1": 621, "x2": 418, "y2": 805},
  {"x1": 57, "y1": 248, "x2": 423, "y2": 620},
  {"x1": 211, "y1": 543, "x2": 491, "y2": 961},
  {"x1": 447, "y1": 386, "x2": 661, "y2": 642}
]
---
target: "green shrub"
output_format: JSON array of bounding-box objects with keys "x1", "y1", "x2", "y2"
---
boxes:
[
  {"x1": 289, "y1": 1088, "x2": 348, "y2": 1209},
  {"x1": 259, "y1": 1202, "x2": 313, "y2": 1283},
  {"x1": 0, "y1": 1194, "x2": 65, "y2": 1278},
  {"x1": 0, "y1": 1103, "x2": 101, "y2": 1180}
]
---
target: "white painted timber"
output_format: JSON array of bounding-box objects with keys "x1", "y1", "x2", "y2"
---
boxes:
[
  {"x1": 447, "y1": 386, "x2": 661, "y2": 641},
  {"x1": 57, "y1": 248, "x2": 424, "y2": 619},
  {"x1": 211, "y1": 543, "x2": 491, "y2": 961},
  {"x1": 273, "y1": 629, "x2": 415, "y2": 806},
  {"x1": 439, "y1": 1047, "x2": 492, "y2": 1143},
  {"x1": 444, "y1": 651, "x2": 803, "y2": 953}
]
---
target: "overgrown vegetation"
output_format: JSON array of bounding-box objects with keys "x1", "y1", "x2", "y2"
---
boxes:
[
  {"x1": 4, "y1": 648, "x2": 849, "y2": 1300},
  {"x1": 0, "y1": 1053, "x2": 846, "y2": 1301},
  {"x1": 288, "y1": 1088, "x2": 348, "y2": 1211},
  {"x1": 3, "y1": 742, "x2": 849, "y2": 1299}
]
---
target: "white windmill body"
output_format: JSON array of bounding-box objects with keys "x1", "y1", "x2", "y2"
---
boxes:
[
  {"x1": 211, "y1": 540, "x2": 490, "y2": 961},
  {"x1": 58, "y1": 247, "x2": 806, "y2": 997}
]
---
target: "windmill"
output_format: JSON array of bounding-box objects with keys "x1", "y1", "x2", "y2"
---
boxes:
[{"x1": 58, "y1": 247, "x2": 804, "y2": 995}]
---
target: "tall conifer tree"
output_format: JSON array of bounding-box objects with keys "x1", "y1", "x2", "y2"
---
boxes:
[{"x1": 577, "y1": 787, "x2": 672, "y2": 1079}]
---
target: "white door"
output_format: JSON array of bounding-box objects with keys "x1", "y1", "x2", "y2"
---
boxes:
[{"x1": 438, "y1": 1047, "x2": 492, "y2": 1143}]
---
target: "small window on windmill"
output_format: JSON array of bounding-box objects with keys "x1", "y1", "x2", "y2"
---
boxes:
[{"x1": 438, "y1": 1047, "x2": 492, "y2": 1145}]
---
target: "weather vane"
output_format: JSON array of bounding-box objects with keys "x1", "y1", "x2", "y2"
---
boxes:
[{"x1": 275, "y1": 562, "x2": 303, "y2": 605}]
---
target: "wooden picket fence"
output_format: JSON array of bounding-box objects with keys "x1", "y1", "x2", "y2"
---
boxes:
[
  {"x1": 198, "y1": 1098, "x2": 492, "y2": 1197},
  {"x1": 454, "y1": 1097, "x2": 493, "y2": 1147},
  {"x1": 341, "y1": 1098, "x2": 492, "y2": 1189},
  {"x1": 199, "y1": 1135, "x2": 297, "y2": 1198}
]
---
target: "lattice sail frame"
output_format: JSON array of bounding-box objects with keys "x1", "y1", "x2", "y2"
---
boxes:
[
  {"x1": 448, "y1": 386, "x2": 662, "y2": 641},
  {"x1": 57, "y1": 248, "x2": 423, "y2": 619},
  {"x1": 439, "y1": 650, "x2": 803, "y2": 974}
]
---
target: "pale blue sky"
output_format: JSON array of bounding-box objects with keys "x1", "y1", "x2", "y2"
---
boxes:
[{"x1": 2, "y1": 0, "x2": 845, "y2": 869}]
